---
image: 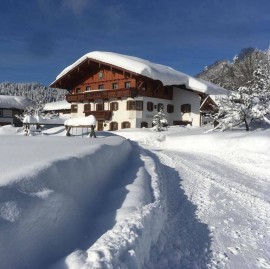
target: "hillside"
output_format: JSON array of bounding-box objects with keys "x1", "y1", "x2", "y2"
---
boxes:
[
  {"x1": 196, "y1": 47, "x2": 270, "y2": 91},
  {"x1": 196, "y1": 60, "x2": 231, "y2": 86}
]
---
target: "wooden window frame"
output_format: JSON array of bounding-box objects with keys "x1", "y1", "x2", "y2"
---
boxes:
[
  {"x1": 96, "y1": 103, "x2": 104, "y2": 111},
  {"x1": 125, "y1": 81, "x2": 131, "y2": 89},
  {"x1": 98, "y1": 84, "x2": 104, "y2": 90},
  {"x1": 112, "y1": 82, "x2": 118, "y2": 90},
  {"x1": 110, "y1": 121, "x2": 118, "y2": 131},
  {"x1": 71, "y1": 104, "x2": 78, "y2": 113},
  {"x1": 98, "y1": 71, "x2": 104, "y2": 80},
  {"x1": 127, "y1": 100, "x2": 143, "y2": 111},
  {"x1": 141, "y1": 121, "x2": 148, "y2": 128},
  {"x1": 147, "y1": 102, "x2": 153, "y2": 112},
  {"x1": 110, "y1": 102, "x2": 118, "y2": 111},
  {"x1": 121, "y1": 121, "x2": 131, "y2": 129},
  {"x1": 181, "y1": 104, "x2": 191, "y2": 113},
  {"x1": 167, "y1": 104, "x2": 174, "y2": 113}
]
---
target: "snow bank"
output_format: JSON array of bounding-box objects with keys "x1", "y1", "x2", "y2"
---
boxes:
[
  {"x1": 0, "y1": 129, "x2": 167, "y2": 269},
  {"x1": 65, "y1": 115, "x2": 96, "y2": 126},
  {"x1": 0, "y1": 135, "x2": 132, "y2": 269},
  {"x1": 53, "y1": 146, "x2": 166, "y2": 269},
  {"x1": 0, "y1": 95, "x2": 35, "y2": 109},
  {"x1": 53, "y1": 51, "x2": 227, "y2": 95},
  {"x1": 118, "y1": 126, "x2": 270, "y2": 180}
]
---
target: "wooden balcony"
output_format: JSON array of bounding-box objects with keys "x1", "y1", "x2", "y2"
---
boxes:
[
  {"x1": 84, "y1": 110, "x2": 112, "y2": 120},
  {"x1": 66, "y1": 88, "x2": 138, "y2": 103}
]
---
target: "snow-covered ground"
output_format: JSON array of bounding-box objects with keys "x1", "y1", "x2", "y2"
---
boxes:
[{"x1": 0, "y1": 124, "x2": 269, "y2": 269}]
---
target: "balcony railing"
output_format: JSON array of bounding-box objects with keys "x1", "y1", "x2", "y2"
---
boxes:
[
  {"x1": 66, "y1": 88, "x2": 138, "y2": 103},
  {"x1": 84, "y1": 110, "x2": 112, "y2": 120}
]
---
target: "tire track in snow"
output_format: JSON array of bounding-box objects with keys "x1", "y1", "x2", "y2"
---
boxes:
[
  {"x1": 149, "y1": 148, "x2": 270, "y2": 269},
  {"x1": 143, "y1": 147, "x2": 212, "y2": 269}
]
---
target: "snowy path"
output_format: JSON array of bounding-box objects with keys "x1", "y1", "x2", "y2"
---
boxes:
[{"x1": 143, "y1": 147, "x2": 270, "y2": 269}]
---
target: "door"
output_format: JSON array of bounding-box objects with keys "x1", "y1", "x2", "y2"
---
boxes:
[{"x1": 97, "y1": 120, "x2": 104, "y2": 131}]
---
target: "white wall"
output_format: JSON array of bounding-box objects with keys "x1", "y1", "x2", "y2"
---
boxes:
[
  {"x1": 69, "y1": 88, "x2": 202, "y2": 130},
  {"x1": 172, "y1": 87, "x2": 201, "y2": 126},
  {"x1": 0, "y1": 109, "x2": 14, "y2": 124}
]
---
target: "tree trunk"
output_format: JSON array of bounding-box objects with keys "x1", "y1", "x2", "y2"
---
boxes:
[{"x1": 244, "y1": 118, "x2": 250, "y2": 131}]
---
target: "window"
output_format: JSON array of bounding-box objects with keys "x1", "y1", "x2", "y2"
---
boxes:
[
  {"x1": 125, "y1": 81, "x2": 131, "y2": 88},
  {"x1": 110, "y1": 122, "x2": 118, "y2": 131},
  {"x1": 98, "y1": 71, "x2": 104, "y2": 79},
  {"x1": 85, "y1": 86, "x2": 91, "y2": 91},
  {"x1": 167, "y1": 104, "x2": 174, "y2": 113},
  {"x1": 147, "y1": 102, "x2": 154, "y2": 112},
  {"x1": 157, "y1": 103, "x2": 163, "y2": 111},
  {"x1": 141, "y1": 122, "x2": 148, "y2": 128},
  {"x1": 121, "y1": 121, "x2": 131, "y2": 129},
  {"x1": 110, "y1": 102, "x2": 118, "y2": 111},
  {"x1": 71, "y1": 104, "x2": 78, "y2": 113},
  {"x1": 84, "y1": 103, "x2": 91, "y2": 112},
  {"x1": 127, "y1": 100, "x2": 143, "y2": 111},
  {"x1": 181, "y1": 104, "x2": 191, "y2": 113},
  {"x1": 112, "y1": 83, "x2": 118, "y2": 89},
  {"x1": 0, "y1": 110, "x2": 3, "y2": 117},
  {"x1": 98, "y1": 84, "x2": 104, "y2": 90},
  {"x1": 76, "y1": 88, "x2": 81, "y2": 93},
  {"x1": 96, "y1": 103, "x2": 104, "y2": 111}
]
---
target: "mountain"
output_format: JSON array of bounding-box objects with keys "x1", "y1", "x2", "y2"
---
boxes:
[
  {"x1": 196, "y1": 47, "x2": 269, "y2": 91},
  {"x1": 196, "y1": 60, "x2": 231, "y2": 86}
]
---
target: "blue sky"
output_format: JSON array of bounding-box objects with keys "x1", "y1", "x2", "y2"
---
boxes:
[{"x1": 0, "y1": 0, "x2": 270, "y2": 86}]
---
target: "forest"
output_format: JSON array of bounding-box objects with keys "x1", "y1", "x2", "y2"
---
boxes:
[{"x1": 0, "y1": 82, "x2": 68, "y2": 104}]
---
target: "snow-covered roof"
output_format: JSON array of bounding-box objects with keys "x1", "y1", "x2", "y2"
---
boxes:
[
  {"x1": 43, "y1": 100, "x2": 71, "y2": 111},
  {"x1": 53, "y1": 51, "x2": 228, "y2": 95},
  {"x1": 0, "y1": 95, "x2": 35, "y2": 109},
  {"x1": 64, "y1": 115, "x2": 96, "y2": 126},
  {"x1": 200, "y1": 94, "x2": 228, "y2": 109}
]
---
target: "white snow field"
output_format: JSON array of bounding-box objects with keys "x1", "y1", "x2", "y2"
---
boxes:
[{"x1": 0, "y1": 124, "x2": 269, "y2": 269}]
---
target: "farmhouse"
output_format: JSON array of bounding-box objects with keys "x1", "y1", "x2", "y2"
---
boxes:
[
  {"x1": 50, "y1": 51, "x2": 227, "y2": 131},
  {"x1": 0, "y1": 95, "x2": 35, "y2": 126}
]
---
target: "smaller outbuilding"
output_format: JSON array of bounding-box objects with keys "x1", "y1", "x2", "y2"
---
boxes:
[
  {"x1": 0, "y1": 95, "x2": 35, "y2": 126},
  {"x1": 200, "y1": 95, "x2": 227, "y2": 126}
]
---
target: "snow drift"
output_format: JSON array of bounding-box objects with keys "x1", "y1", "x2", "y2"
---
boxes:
[{"x1": 0, "y1": 135, "x2": 133, "y2": 269}]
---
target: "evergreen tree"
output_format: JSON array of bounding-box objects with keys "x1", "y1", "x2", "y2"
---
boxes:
[{"x1": 152, "y1": 109, "x2": 168, "y2": 132}]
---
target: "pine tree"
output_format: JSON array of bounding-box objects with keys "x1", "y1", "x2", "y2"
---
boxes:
[{"x1": 152, "y1": 109, "x2": 168, "y2": 132}]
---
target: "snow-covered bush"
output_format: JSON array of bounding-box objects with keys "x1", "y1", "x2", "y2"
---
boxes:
[
  {"x1": 152, "y1": 109, "x2": 168, "y2": 132},
  {"x1": 17, "y1": 101, "x2": 60, "y2": 135}
]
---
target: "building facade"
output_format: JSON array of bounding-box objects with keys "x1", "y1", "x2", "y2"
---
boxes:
[
  {"x1": 0, "y1": 95, "x2": 35, "y2": 126},
  {"x1": 50, "y1": 51, "x2": 226, "y2": 131}
]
